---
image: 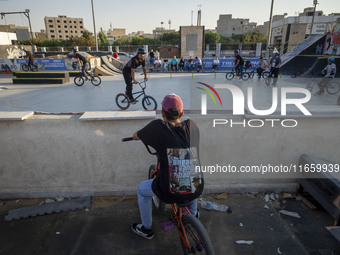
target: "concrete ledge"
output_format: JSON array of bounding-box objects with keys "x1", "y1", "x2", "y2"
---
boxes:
[
  {"x1": 0, "y1": 183, "x2": 298, "y2": 199},
  {"x1": 0, "y1": 111, "x2": 34, "y2": 121},
  {"x1": 79, "y1": 111, "x2": 156, "y2": 120}
]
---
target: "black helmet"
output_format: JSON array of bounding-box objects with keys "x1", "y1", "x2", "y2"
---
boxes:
[{"x1": 137, "y1": 48, "x2": 146, "y2": 54}]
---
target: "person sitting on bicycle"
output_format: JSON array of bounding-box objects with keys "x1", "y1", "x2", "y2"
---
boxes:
[
  {"x1": 233, "y1": 50, "x2": 244, "y2": 79},
  {"x1": 123, "y1": 48, "x2": 148, "y2": 103},
  {"x1": 269, "y1": 51, "x2": 281, "y2": 85},
  {"x1": 23, "y1": 49, "x2": 35, "y2": 70},
  {"x1": 257, "y1": 57, "x2": 267, "y2": 78},
  {"x1": 131, "y1": 94, "x2": 203, "y2": 239},
  {"x1": 73, "y1": 49, "x2": 90, "y2": 80},
  {"x1": 316, "y1": 57, "x2": 337, "y2": 95}
]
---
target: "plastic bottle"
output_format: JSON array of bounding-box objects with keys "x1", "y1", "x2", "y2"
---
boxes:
[{"x1": 200, "y1": 200, "x2": 231, "y2": 212}]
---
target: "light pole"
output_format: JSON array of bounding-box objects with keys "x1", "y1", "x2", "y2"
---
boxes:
[
  {"x1": 309, "y1": 0, "x2": 319, "y2": 36},
  {"x1": 265, "y1": 0, "x2": 274, "y2": 59},
  {"x1": 91, "y1": 0, "x2": 98, "y2": 51}
]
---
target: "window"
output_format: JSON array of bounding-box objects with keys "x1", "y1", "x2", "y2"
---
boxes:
[
  {"x1": 65, "y1": 30, "x2": 68, "y2": 33},
  {"x1": 48, "y1": 20, "x2": 53, "y2": 22},
  {"x1": 71, "y1": 31, "x2": 73, "y2": 33},
  {"x1": 57, "y1": 20, "x2": 60, "y2": 23},
  {"x1": 51, "y1": 35, "x2": 55, "y2": 38},
  {"x1": 59, "y1": 35, "x2": 62, "y2": 38},
  {"x1": 65, "y1": 25, "x2": 67, "y2": 28},
  {"x1": 80, "y1": 26, "x2": 83, "y2": 29},
  {"x1": 50, "y1": 30, "x2": 54, "y2": 33},
  {"x1": 74, "y1": 26, "x2": 77, "y2": 28},
  {"x1": 58, "y1": 25, "x2": 61, "y2": 28},
  {"x1": 81, "y1": 31, "x2": 84, "y2": 33},
  {"x1": 64, "y1": 21, "x2": 67, "y2": 23},
  {"x1": 233, "y1": 28, "x2": 235, "y2": 31},
  {"x1": 70, "y1": 26, "x2": 72, "y2": 28},
  {"x1": 241, "y1": 21, "x2": 243, "y2": 24},
  {"x1": 59, "y1": 30, "x2": 61, "y2": 33},
  {"x1": 74, "y1": 21, "x2": 76, "y2": 23},
  {"x1": 69, "y1": 21, "x2": 72, "y2": 23},
  {"x1": 66, "y1": 35, "x2": 69, "y2": 38},
  {"x1": 49, "y1": 25, "x2": 53, "y2": 28},
  {"x1": 80, "y1": 21, "x2": 83, "y2": 24}
]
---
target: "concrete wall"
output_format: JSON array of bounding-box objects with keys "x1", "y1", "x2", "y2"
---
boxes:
[
  {"x1": 180, "y1": 26, "x2": 204, "y2": 59},
  {"x1": 1, "y1": 112, "x2": 339, "y2": 198}
]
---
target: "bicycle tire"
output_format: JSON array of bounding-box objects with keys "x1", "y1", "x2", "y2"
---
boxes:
[
  {"x1": 265, "y1": 77, "x2": 272, "y2": 86},
  {"x1": 241, "y1": 73, "x2": 250, "y2": 81},
  {"x1": 262, "y1": 71, "x2": 270, "y2": 79},
  {"x1": 115, "y1": 93, "x2": 130, "y2": 110},
  {"x1": 91, "y1": 75, "x2": 101, "y2": 86},
  {"x1": 148, "y1": 165, "x2": 165, "y2": 213},
  {"x1": 180, "y1": 214, "x2": 215, "y2": 255},
  {"x1": 249, "y1": 72, "x2": 255, "y2": 79},
  {"x1": 22, "y1": 64, "x2": 29, "y2": 72},
  {"x1": 142, "y1": 96, "x2": 157, "y2": 110},
  {"x1": 31, "y1": 64, "x2": 38, "y2": 72},
  {"x1": 226, "y1": 72, "x2": 234, "y2": 80},
  {"x1": 326, "y1": 81, "x2": 340, "y2": 95},
  {"x1": 74, "y1": 76, "x2": 84, "y2": 86}
]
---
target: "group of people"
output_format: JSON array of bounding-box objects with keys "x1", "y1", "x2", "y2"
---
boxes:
[{"x1": 148, "y1": 54, "x2": 204, "y2": 72}]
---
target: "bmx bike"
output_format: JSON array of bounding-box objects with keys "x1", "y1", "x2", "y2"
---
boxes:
[
  {"x1": 74, "y1": 73, "x2": 101, "y2": 86},
  {"x1": 115, "y1": 80, "x2": 157, "y2": 110},
  {"x1": 122, "y1": 137, "x2": 215, "y2": 254}
]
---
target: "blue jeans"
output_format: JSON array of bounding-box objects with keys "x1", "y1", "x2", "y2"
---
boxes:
[
  {"x1": 235, "y1": 65, "x2": 243, "y2": 77},
  {"x1": 137, "y1": 179, "x2": 198, "y2": 228}
]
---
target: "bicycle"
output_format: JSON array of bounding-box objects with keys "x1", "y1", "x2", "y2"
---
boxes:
[
  {"x1": 225, "y1": 68, "x2": 250, "y2": 80},
  {"x1": 115, "y1": 80, "x2": 157, "y2": 110},
  {"x1": 122, "y1": 137, "x2": 215, "y2": 255},
  {"x1": 22, "y1": 61, "x2": 38, "y2": 72},
  {"x1": 305, "y1": 76, "x2": 340, "y2": 95},
  {"x1": 246, "y1": 65, "x2": 270, "y2": 79},
  {"x1": 74, "y1": 73, "x2": 101, "y2": 86}
]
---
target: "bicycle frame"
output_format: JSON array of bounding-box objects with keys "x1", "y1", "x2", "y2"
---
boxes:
[
  {"x1": 131, "y1": 81, "x2": 147, "y2": 100},
  {"x1": 149, "y1": 161, "x2": 198, "y2": 251}
]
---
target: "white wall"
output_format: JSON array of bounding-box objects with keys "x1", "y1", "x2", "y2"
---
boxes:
[{"x1": 0, "y1": 32, "x2": 17, "y2": 45}]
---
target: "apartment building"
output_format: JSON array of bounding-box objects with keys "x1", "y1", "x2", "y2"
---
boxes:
[
  {"x1": 44, "y1": 15, "x2": 85, "y2": 39},
  {"x1": 216, "y1": 14, "x2": 257, "y2": 37}
]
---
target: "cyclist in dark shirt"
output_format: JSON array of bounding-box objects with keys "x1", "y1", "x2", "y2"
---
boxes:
[
  {"x1": 123, "y1": 48, "x2": 148, "y2": 103},
  {"x1": 233, "y1": 49, "x2": 244, "y2": 79},
  {"x1": 23, "y1": 49, "x2": 34, "y2": 69},
  {"x1": 73, "y1": 49, "x2": 90, "y2": 80},
  {"x1": 130, "y1": 94, "x2": 203, "y2": 239}
]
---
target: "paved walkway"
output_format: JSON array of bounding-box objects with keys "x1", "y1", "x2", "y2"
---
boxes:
[{"x1": 0, "y1": 193, "x2": 338, "y2": 255}]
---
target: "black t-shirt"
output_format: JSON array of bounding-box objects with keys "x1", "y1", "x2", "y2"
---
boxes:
[
  {"x1": 235, "y1": 55, "x2": 244, "y2": 66},
  {"x1": 25, "y1": 51, "x2": 34, "y2": 62},
  {"x1": 149, "y1": 51, "x2": 155, "y2": 58},
  {"x1": 137, "y1": 119, "x2": 204, "y2": 204},
  {"x1": 75, "y1": 53, "x2": 87, "y2": 64},
  {"x1": 123, "y1": 55, "x2": 145, "y2": 73}
]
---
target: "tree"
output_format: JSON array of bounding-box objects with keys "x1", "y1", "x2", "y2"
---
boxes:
[
  {"x1": 205, "y1": 32, "x2": 221, "y2": 44},
  {"x1": 98, "y1": 31, "x2": 109, "y2": 46}
]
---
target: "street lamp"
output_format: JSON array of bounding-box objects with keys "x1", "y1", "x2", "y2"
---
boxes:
[
  {"x1": 265, "y1": 0, "x2": 274, "y2": 59},
  {"x1": 91, "y1": 0, "x2": 98, "y2": 51},
  {"x1": 309, "y1": 0, "x2": 319, "y2": 36}
]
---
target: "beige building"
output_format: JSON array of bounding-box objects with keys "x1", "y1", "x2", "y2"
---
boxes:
[
  {"x1": 216, "y1": 14, "x2": 257, "y2": 37},
  {"x1": 152, "y1": 27, "x2": 176, "y2": 36},
  {"x1": 44, "y1": 15, "x2": 85, "y2": 39},
  {"x1": 107, "y1": 28, "x2": 126, "y2": 40},
  {"x1": 0, "y1": 24, "x2": 30, "y2": 41},
  {"x1": 34, "y1": 29, "x2": 47, "y2": 40}
]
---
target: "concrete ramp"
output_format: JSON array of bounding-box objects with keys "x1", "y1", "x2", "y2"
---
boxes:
[
  {"x1": 281, "y1": 35, "x2": 324, "y2": 67},
  {"x1": 108, "y1": 55, "x2": 124, "y2": 70},
  {"x1": 94, "y1": 66, "x2": 117, "y2": 76},
  {"x1": 101, "y1": 55, "x2": 122, "y2": 74}
]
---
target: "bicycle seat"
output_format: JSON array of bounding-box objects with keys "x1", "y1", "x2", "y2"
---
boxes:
[{"x1": 176, "y1": 200, "x2": 194, "y2": 208}]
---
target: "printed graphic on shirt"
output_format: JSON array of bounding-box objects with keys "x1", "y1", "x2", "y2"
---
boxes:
[{"x1": 167, "y1": 147, "x2": 202, "y2": 194}]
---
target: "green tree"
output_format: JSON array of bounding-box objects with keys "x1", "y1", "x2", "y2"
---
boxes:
[
  {"x1": 205, "y1": 32, "x2": 221, "y2": 44},
  {"x1": 98, "y1": 31, "x2": 109, "y2": 46}
]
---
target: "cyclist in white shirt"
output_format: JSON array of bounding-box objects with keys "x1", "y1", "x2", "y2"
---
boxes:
[{"x1": 316, "y1": 57, "x2": 337, "y2": 95}]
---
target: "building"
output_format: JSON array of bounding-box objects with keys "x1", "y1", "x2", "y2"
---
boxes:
[
  {"x1": 34, "y1": 29, "x2": 47, "y2": 40},
  {"x1": 152, "y1": 27, "x2": 176, "y2": 36},
  {"x1": 107, "y1": 28, "x2": 126, "y2": 41},
  {"x1": 0, "y1": 24, "x2": 30, "y2": 41},
  {"x1": 44, "y1": 15, "x2": 85, "y2": 39},
  {"x1": 216, "y1": 14, "x2": 257, "y2": 37},
  {"x1": 257, "y1": 15, "x2": 286, "y2": 35},
  {"x1": 270, "y1": 8, "x2": 340, "y2": 54}
]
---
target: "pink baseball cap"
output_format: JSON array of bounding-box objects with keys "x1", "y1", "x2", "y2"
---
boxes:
[{"x1": 162, "y1": 94, "x2": 183, "y2": 112}]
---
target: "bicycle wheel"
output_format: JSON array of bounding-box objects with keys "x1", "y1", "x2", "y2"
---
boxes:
[
  {"x1": 249, "y1": 71, "x2": 255, "y2": 79},
  {"x1": 22, "y1": 64, "x2": 29, "y2": 72},
  {"x1": 115, "y1": 93, "x2": 130, "y2": 110},
  {"x1": 265, "y1": 77, "x2": 272, "y2": 86},
  {"x1": 74, "y1": 76, "x2": 84, "y2": 86},
  {"x1": 180, "y1": 214, "x2": 215, "y2": 255},
  {"x1": 226, "y1": 72, "x2": 234, "y2": 80},
  {"x1": 31, "y1": 65, "x2": 38, "y2": 72},
  {"x1": 148, "y1": 165, "x2": 165, "y2": 213},
  {"x1": 91, "y1": 75, "x2": 101, "y2": 86},
  {"x1": 262, "y1": 71, "x2": 270, "y2": 79},
  {"x1": 306, "y1": 83, "x2": 314, "y2": 92},
  {"x1": 326, "y1": 81, "x2": 340, "y2": 95},
  {"x1": 241, "y1": 73, "x2": 250, "y2": 81},
  {"x1": 142, "y1": 96, "x2": 157, "y2": 110}
]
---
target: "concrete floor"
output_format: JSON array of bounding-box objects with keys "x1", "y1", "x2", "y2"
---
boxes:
[
  {"x1": 0, "y1": 73, "x2": 339, "y2": 113},
  {"x1": 0, "y1": 193, "x2": 339, "y2": 255}
]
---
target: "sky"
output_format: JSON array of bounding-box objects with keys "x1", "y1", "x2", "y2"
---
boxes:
[{"x1": 1, "y1": 0, "x2": 340, "y2": 34}]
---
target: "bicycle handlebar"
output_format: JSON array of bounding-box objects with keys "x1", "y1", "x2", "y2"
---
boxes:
[{"x1": 122, "y1": 137, "x2": 157, "y2": 155}]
